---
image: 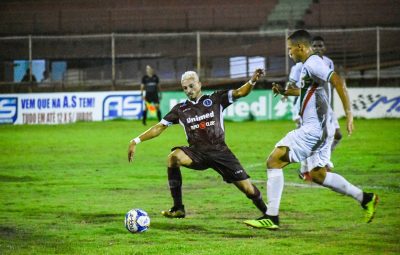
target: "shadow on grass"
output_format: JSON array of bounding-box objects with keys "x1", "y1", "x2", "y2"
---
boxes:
[
  {"x1": 0, "y1": 225, "x2": 74, "y2": 254},
  {"x1": 0, "y1": 226, "x2": 18, "y2": 238},
  {"x1": 0, "y1": 175, "x2": 37, "y2": 182},
  {"x1": 74, "y1": 212, "x2": 121, "y2": 223}
]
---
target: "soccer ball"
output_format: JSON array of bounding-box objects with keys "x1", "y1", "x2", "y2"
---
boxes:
[{"x1": 125, "y1": 208, "x2": 150, "y2": 233}]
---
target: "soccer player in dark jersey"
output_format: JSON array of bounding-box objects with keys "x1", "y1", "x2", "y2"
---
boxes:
[
  {"x1": 141, "y1": 65, "x2": 162, "y2": 125},
  {"x1": 128, "y1": 69, "x2": 266, "y2": 220}
]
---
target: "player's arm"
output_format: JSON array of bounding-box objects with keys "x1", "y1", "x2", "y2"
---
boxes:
[
  {"x1": 272, "y1": 82, "x2": 300, "y2": 97},
  {"x1": 128, "y1": 122, "x2": 168, "y2": 162},
  {"x1": 232, "y1": 68, "x2": 264, "y2": 99},
  {"x1": 330, "y1": 72, "x2": 354, "y2": 135}
]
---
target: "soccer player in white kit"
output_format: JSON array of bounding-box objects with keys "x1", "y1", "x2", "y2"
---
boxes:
[
  {"x1": 312, "y1": 36, "x2": 343, "y2": 153},
  {"x1": 244, "y1": 30, "x2": 378, "y2": 230}
]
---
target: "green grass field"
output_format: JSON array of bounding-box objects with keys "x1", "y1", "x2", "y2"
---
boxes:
[{"x1": 0, "y1": 119, "x2": 399, "y2": 255}]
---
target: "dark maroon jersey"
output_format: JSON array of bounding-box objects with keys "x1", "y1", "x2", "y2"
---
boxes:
[{"x1": 161, "y1": 90, "x2": 234, "y2": 149}]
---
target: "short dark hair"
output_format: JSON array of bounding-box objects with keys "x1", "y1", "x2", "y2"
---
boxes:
[
  {"x1": 312, "y1": 36, "x2": 325, "y2": 42},
  {"x1": 288, "y1": 30, "x2": 311, "y2": 45}
]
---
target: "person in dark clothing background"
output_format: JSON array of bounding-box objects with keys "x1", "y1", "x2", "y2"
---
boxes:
[{"x1": 140, "y1": 65, "x2": 162, "y2": 125}]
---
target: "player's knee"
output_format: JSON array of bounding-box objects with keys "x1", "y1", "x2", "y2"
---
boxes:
[
  {"x1": 168, "y1": 150, "x2": 181, "y2": 167},
  {"x1": 310, "y1": 168, "x2": 327, "y2": 184},
  {"x1": 266, "y1": 153, "x2": 282, "y2": 168}
]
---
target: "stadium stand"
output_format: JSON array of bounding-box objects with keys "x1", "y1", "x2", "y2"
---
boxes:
[
  {"x1": 262, "y1": 0, "x2": 313, "y2": 29},
  {"x1": 0, "y1": 0, "x2": 399, "y2": 92},
  {"x1": 303, "y1": 0, "x2": 400, "y2": 28},
  {"x1": 0, "y1": 0, "x2": 278, "y2": 35}
]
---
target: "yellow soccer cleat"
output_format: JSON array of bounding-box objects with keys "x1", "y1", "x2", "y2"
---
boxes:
[
  {"x1": 161, "y1": 206, "x2": 186, "y2": 218},
  {"x1": 244, "y1": 215, "x2": 279, "y2": 230}
]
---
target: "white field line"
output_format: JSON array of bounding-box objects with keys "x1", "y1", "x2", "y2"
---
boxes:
[{"x1": 251, "y1": 179, "x2": 399, "y2": 191}]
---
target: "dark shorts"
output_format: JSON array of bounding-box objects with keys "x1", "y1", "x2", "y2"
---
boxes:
[
  {"x1": 172, "y1": 145, "x2": 250, "y2": 183},
  {"x1": 145, "y1": 93, "x2": 160, "y2": 104}
]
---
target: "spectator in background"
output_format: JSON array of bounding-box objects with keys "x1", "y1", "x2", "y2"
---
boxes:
[
  {"x1": 140, "y1": 65, "x2": 162, "y2": 125},
  {"x1": 40, "y1": 70, "x2": 51, "y2": 85},
  {"x1": 21, "y1": 68, "x2": 37, "y2": 83}
]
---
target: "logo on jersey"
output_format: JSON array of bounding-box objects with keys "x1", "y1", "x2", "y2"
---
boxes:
[
  {"x1": 203, "y1": 99, "x2": 213, "y2": 107},
  {"x1": 102, "y1": 95, "x2": 142, "y2": 120},
  {"x1": 0, "y1": 97, "x2": 18, "y2": 124},
  {"x1": 186, "y1": 111, "x2": 214, "y2": 124},
  {"x1": 190, "y1": 120, "x2": 215, "y2": 130}
]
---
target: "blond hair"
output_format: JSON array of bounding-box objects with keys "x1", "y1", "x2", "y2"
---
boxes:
[{"x1": 181, "y1": 71, "x2": 199, "y2": 83}]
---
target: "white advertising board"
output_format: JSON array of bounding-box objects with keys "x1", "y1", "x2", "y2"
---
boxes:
[
  {"x1": 0, "y1": 91, "x2": 143, "y2": 125},
  {"x1": 334, "y1": 88, "x2": 400, "y2": 119}
]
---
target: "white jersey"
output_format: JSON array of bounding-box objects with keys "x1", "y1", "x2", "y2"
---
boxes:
[
  {"x1": 299, "y1": 55, "x2": 334, "y2": 132},
  {"x1": 288, "y1": 62, "x2": 303, "y2": 122},
  {"x1": 289, "y1": 62, "x2": 303, "y2": 87},
  {"x1": 322, "y1": 56, "x2": 334, "y2": 103}
]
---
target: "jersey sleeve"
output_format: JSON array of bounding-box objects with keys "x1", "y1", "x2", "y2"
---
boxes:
[
  {"x1": 306, "y1": 56, "x2": 334, "y2": 82},
  {"x1": 141, "y1": 76, "x2": 146, "y2": 84},
  {"x1": 289, "y1": 63, "x2": 302, "y2": 83},
  {"x1": 160, "y1": 104, "x2": 180, "y2": 126},
  {"x1": 212, "y1": 90, "x2": 234, "y2": 110},
  {"x1": 329, "y1": 59, "x2": 334, "y2": 70},
  {"x1": 324, "y1": 56, "x2": 334, "y2": 70}
]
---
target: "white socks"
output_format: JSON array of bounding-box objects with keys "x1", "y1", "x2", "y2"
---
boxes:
[
  {"x1": 266, "y1": 169, "x2": 284, "y2": 216},
  {"x1": 322, "y1": 172, "x2": 363, "y2": 203}
]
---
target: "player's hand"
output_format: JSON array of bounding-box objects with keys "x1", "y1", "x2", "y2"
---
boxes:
[
  {"x1": 250, "y1": 68, "x2": 264, "y2": 83},
  {"x1": 128, "y1": 142, "x2": 137, "y2": 162},
  {"x1": 272, "y1": 82, "x2": 285, "y2": 97},
  {"x1": 346, "y1": 112, "x2": 354, "y2": 136}
]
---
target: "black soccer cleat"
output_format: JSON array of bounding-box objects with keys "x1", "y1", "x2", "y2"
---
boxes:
[{"x1": 161, "y1": 205, "x2": 186, "y2": 218}]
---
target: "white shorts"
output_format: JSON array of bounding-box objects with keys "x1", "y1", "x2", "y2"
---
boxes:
[{"x1": 276, "y1": 125, "x2": 334, "y2": 173}]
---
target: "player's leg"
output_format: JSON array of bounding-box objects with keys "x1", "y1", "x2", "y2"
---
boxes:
[
  {"x1": 142, "y1": 100, "x2": 148, "y2": 125},
  {"x1": 331, "y1": 113, "x2": 342, "y2": 152},
  {"x1": 155, "y1": 103, "x2": 162, "y2": 121},
  {"x1": 244, "y1": 146, "x2": 290, "y2": 229},
  {"x1": 310, "y1": 166, "x2": 379, "y2": 223},
  {"x1": 233, "y1": 179, "x2": 267, "y2": 215},
  {"x1": 206, "y1": 147, "x2": 268, "y2": 216},
  {"x1": 162, "y1": 148, "x2": 193, "y2": 218}
]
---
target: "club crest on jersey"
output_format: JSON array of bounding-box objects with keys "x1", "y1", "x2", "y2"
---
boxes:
[{"x1": 203, "y1": 99, "x2": 212, "y2": 107}]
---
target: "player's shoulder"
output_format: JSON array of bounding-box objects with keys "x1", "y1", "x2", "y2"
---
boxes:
[
  {"x1": 169, "y1": 101, "x2": 187, "y2": 111},
  {"x1": 304, "y1": 54, "x2": 324, "y2": 69},
  {"x1": 294, "y1": 62, "x2": 303, "y2": 69},
  {"x1": 212, "y1": 89, "x2": 229, "y2": 96},
  {"x1": 323, "y1": 55, "x2": 333, "y2": 62},
  {"x1": 322, "y1": 56, "x2": 334, "y2": 68}
]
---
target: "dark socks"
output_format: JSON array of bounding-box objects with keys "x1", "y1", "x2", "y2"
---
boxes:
[
  {"x1": 142, "y1": 110, "x2": 147, "y2": 125},
  {"x1": 168, "y1": 167, "x2": 183, "y2": 208},
  {"x1": 157, "y1": 110, "x2": 162, "y2": 121},
  {"x1": 247, "y1": 184, "x2": 268, "y2": 214},
  {"x1": 361, "y1": 192, "x2": 373, "y2": 208}
]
